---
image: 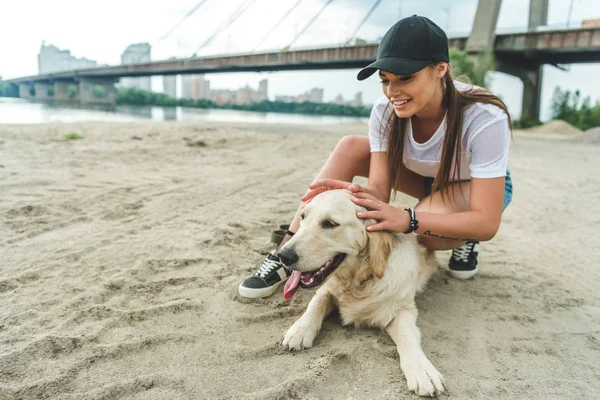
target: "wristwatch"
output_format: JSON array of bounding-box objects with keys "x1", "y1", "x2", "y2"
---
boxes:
[{"x1": 403, "y1": 208, "x2": 419, "y2": 234}]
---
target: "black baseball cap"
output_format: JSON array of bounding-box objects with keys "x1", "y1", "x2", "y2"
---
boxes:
[{"x1": 357, "y1": 15, "x2": 449, "y2": 81}]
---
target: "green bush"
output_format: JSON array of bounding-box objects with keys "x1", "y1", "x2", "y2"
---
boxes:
[
  {"x1": 551, "y1": 87, "x2": 600, "y2": 130},
  {"x1": 64, "y1": 132, "x2": 84, "y2": 140},
  {"x1": 449, "y1": 48, "x2": 494, "y2": 88}
]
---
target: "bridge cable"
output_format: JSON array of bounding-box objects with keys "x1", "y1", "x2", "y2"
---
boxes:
[
  {"x1": 344, "y1": 0, "x2": 383, "y2": 45},
  {"x1": 252, "y1": 0, "x2": 305, "y2": 52},
  {"x1": 284, "y1": 0, "x2": 335, "y2": 50},
  {"x1": 154, "y1": 0, "x2": 210, "y2": 46},
  {"x1": 192, "y1": 0, "x2": 258, "y2": 56}
]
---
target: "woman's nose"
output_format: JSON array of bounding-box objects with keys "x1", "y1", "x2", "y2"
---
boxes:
[{"x1": 386, "y1": 82, "x2": 402, "y2": 98}]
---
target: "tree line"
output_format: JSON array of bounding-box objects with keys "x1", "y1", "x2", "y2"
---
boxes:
[{"x1": 115, "y1": 86, "x2": 371, "y2": 118}]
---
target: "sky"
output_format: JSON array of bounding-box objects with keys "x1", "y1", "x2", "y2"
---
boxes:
[{"x1": 1, "y1": 0, "x2": 600, "y2": 121}]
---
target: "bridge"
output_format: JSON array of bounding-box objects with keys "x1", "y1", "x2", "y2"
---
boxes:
[{"x1": 6, "y1": 0, "x2": 600, "y2": 121}]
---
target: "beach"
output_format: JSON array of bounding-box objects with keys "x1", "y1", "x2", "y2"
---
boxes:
[{"x1": 1, "y1": 120, "x2": 599, "y2": 399}]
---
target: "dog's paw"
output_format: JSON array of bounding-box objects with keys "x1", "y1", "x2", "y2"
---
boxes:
[
  {"x1": 401, "y1": 355, "x2": 445, "y2": 397},
  {"x1": 282, "y1": 318, "x2": 318, "y2": 351}
]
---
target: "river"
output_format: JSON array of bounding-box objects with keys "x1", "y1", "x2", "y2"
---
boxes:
[{"x1": 0, "y1": 97, "x2": 367, "y2": 125}]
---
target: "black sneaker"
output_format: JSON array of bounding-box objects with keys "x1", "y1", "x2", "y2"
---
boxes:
[
  {"x1": 448, "y1": 241, "x2": 479, "y2": 280},
  {"x1": 238, "y1": 252, "x2": 291, "y2": 298}
]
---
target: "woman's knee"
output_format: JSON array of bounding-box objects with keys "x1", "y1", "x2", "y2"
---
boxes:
[
  {"x1": 331, "y1": 135, "x2": 371, "y2": 176},
  {"x1": 334, "y1": 135, "x2": 370, "y2": 157}
]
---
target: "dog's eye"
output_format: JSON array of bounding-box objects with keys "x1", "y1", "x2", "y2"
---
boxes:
[
  {"x1": 300, "y1": 212, "x2": 306, "y2": 220},
  {"x1": 321, "y1": 220, "x2": 339, "y2": 229}
]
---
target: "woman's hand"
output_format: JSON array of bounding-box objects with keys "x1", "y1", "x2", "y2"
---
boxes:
[
  {"x1": 301, "y1": 179, "x2": 369, "y2": 203},
  {"x1": 351, "y1": 191, "x2": 410, "y2": 233}
]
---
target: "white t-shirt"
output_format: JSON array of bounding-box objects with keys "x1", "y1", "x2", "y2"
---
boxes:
[{"x1": 368, "y1": 81, "x2": 510, "y2": 180}]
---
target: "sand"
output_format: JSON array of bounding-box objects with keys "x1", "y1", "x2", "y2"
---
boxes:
[
  {"x1": 571, "y1": 127, "x2": 600, "y2": 145},
  {"x1": 525, "y1": 120, "x2": 583, "y2": 135},
  {"x1": 1, "y1": 121, "x2": 599, "y2": 400}
]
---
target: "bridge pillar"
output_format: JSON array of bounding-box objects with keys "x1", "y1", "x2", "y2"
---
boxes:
[
  {"x1": 18, "y1": 82, "x2": 33, "y2": 99},
  {"x1": 497, "y1": 61, "x2": 543, "y2": 122},
  {"x1": 521, "y1": 0, "x2": 548, "y2": 122},
  {"x1": 495, "y1": 0, "x2": 548, "y2": 122},
  {"x1": 34, "y1": 81, "x2": 54, "y2": 102},
  {"x1": 466, "y1": 0, "x2": 503, "y2": 52},
  {"x1": 54, "y1": 80, "x2": 79, "y2": 104},
  {"x1": 78, "y1": 78, "x2": 117, "y2": 109},
  {"x1": 529, "y1": 0, "x2": 549, "y2": 28}
]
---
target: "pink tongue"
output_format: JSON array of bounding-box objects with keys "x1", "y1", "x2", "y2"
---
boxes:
[{"x1": 284, "y1": 271, "x2": 302, "y2": 301}]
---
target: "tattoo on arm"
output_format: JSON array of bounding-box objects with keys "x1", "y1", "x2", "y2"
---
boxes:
[{"x1": 422, "y1": 230, "x2": 476, "y2": 242}]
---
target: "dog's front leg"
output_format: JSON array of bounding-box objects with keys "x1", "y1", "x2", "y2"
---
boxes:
[
  {"x1": 386, "y1": 304, "x2": 445, "y2": 397},
  {"x1": 283, "y1": 288, "x2": 335, "y2": 351}
]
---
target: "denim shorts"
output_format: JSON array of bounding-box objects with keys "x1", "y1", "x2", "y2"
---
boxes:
[{"x1": 423, "y1": 170, "x2": 513, "y2": 211}]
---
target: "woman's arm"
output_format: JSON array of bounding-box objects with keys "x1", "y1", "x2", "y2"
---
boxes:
[
  {"x1": 352, "y1": 176, "x2": 506, "y2": 242},
  {"x1": 413, "y1": 176, "x2": 505, "y2": 242},
  {"x1": 365, "y1": 152, "x2": 392, "y2": 202},
  {"x1": 367, "y1": 152, "x2": 430, "y2": 203}
]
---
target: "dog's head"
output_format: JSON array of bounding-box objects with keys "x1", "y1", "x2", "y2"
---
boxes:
[{"x1": 281, "y1": 189, "x2": 395, "y2": 300}]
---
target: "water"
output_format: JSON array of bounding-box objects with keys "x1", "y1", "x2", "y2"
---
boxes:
[{"x1": 0, "y1": 97, "x2": 367, "y2": 125}]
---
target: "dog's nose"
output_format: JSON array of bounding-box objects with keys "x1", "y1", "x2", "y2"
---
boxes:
[{"x1": 278, "y1": 247, "x2": 298, "y2": 267}]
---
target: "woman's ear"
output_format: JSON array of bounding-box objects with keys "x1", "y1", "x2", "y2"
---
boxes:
[{"x1": 436, "y1": 62, "x2": 448, "y2": 78}]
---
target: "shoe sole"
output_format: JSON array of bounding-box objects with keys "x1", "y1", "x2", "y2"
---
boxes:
[
  {"x1": 238, "y1": 279, "x2": 286, "y2": 299},
  {"x1": 449, "y1": 266, "x2": 479, "y2": 280}
]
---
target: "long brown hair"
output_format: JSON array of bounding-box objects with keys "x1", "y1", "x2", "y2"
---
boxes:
[{"x1": 381, "y1": 64, "x2": 512, "y2": 201}]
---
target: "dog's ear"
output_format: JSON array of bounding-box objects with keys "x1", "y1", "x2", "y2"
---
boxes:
[{"x1": 358, "y1": 229, "x2": 395, "y2": 281}]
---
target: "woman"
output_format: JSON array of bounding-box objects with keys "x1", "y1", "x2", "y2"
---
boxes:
[{"x1": 238, "y1": 15, "x2": 512, "y2": 299}]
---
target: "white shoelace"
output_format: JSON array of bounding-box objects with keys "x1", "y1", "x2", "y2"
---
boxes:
[
  {"x1": 255, "y1": 254, "x2": 281, "y2": 278},
  {"x1": 452, "y1": 242, "x2": 479, "y2": 262}
]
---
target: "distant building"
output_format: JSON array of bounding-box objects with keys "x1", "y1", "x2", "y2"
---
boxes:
[
  {"x1": 163, "y1": 75, "x2": 176, "y2": 98},
  {"x1": 275, "y1": 87, "x2": 323, "y2": 103},
  {"x1": 180, "y1": 77, "x2": 267, "y2": 105},
  {"x1": 38, "y1": 42, "x2": 97, "y2": 74},
  {"x1": 258, "y1": 79, "x2": 268, "y2": 99},
  {"x1": 331, "y1": 92, "x2": 363, "y2": 107},
  {"x1": 333, "y1": 94, "x2": 345, "y2": 105},
  {"x1": 120, "y1": 43, "x2": 151, "y2": 91},
  {"x1": 274, "y1": 95, "x2": 294, "y2": 103},
  {"x1": 352, "y1": 92, "x2": 363, "y2": 107},
  {"x1": 181, "y1": 75, "x2": 192, "y2": 99},
  {"x1": 232, "y1": 80, "x2": 268, "y2": 105},
  {"x1": 211, "y1": 89, "x2": 235, "y2": 105},
  {"x1": 191, "y1": 75, "x2": 211, "y2": 100}
]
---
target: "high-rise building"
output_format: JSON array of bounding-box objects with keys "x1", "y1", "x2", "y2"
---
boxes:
[
  {"x1": 351, "y1": 92, "x2": 363, "y2": 107},
  {"x1": 38, "y1": 42, "x2": 97, "y2": 74},
  {"x1": 258, "y1": 79, "x2": 268, "y2": 99},
  {"x1": 274, "y1": 87, "x2": 324, "y2": 104},
  {"x1": 333, "y1": 94, "x2": 345, "y2": 105},
  {"x1": 181, "y1": 75, "x2": 192, "y2": 99},
  {"x1": 211, "y1": 89, "x2": 235, "y2": 105},
  {"x1": 190, "y1": 75, "x2": 210, "y2": 100},
  {"x1": 120, "y1": 43, "x2": 151, "y2": 91},
  {"x1": 163, "y1": 75, "x2": 176, "y2": 99},
  {"x1": 307, "y1": 88, "x2": 324, "y2": 103}
]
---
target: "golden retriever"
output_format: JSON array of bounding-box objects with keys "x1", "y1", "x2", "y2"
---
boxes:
[{"x1": 278, "y1": 189, "x2": 444, "y2": 397}]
